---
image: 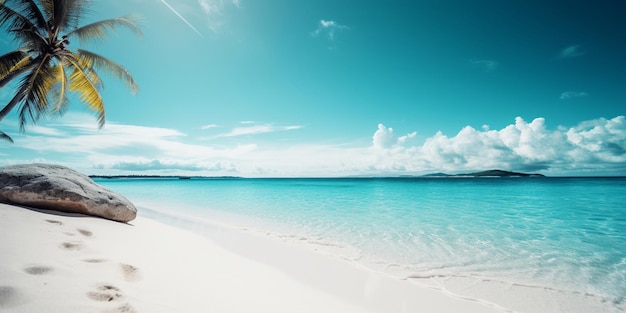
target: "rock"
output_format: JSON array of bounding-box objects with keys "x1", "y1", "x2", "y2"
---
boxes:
[{"x1": 0, "y1": 164, "x2": 137, "y2": 222}]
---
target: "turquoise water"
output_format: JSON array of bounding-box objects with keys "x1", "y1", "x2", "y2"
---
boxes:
[{"x1": 96, "y1": 177, "x2": 626, "y2": 308}]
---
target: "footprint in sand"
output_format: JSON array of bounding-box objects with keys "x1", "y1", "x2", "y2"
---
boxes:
[
  {"x1": 87, "y1": 285, "x2": 123, "y2": 302},
  {"x1": 45, "y1": 219, "x2": 63, "y2": 225},
  {"x1": 59, "y1": 242, "x2": 82, "y2": 251},
  {"x1": 78, "y1": 229, "x2": 93, "y2": 237},
  {"x1": 0, "y1": 286, "x2": 28, "y2": 309},
  {"x1": 105, "y1": 303, "x2": 137, "y2": 313},
  {"x1": 23, "y1": 266, "x2": 53, "y2": 275},
  {"x1": 120, "y1": 264, "x2": 141, "y2": 282},
  {"x1": 83, "y1": 259, "x2": 108, "y2": 263}
]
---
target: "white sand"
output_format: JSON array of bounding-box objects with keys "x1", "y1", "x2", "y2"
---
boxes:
[{"x1": 0, "y1": 203, "x2": 512, "y2": 313}]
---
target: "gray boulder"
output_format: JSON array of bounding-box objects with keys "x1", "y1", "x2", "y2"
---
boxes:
[{"x1": 0, "y1": 164, "x2": 137, "y2": 222}]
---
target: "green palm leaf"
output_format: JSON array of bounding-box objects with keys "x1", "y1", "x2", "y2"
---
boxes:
[
  {"x1": 0, "y1": 3, "x2": 45, "y2": 50},
  {"x1": 49, "y1": 60, "x2": 69, "y2": 113},
  {"x1": 7, "y1": 0, "x2": 47, "y2": 29},
  {"x1": 67, "y1": 15, "x2": 143, "y2": 45},
  {"x1": 41, "y1": 0, "x2": 88, "y2": 33},
  {"x1": 65, "y1": 53, "x2": 105, "y2": 127},
  {"x1": 0, "y1": 1, "x2": 140, "y2": 141},
  {"x1": 17, "y1": 56, "x2": 57, "y2": 128},
  {"x1": 76, "y1": 49, "x2": 139, "y2": 94},
  {"x1": 0, "y1": 50, "x2": 29, "y2": 80}
]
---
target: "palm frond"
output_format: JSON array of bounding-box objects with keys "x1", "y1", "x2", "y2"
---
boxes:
[
  {"x1": 0, "y1": 55, "x2": 54, "y2": 128},
  {"x1": 1, "y1": 0, "x2": 140, "y2": 134},
  {"x1": 76, "y1": 49, "x2": 139, "y2": 94},
  {"x1": 43, "y1": 0, "x2": 89, "y2": 33},
  {"x1": 0, "y1": 85, "x2": 26, "y2": 122},
  {"x1": 0, "y1": 2, "x2": 46, "y2": 47},
  {"x1": 0, "y1": 130, "x2": 14, "y2": 143},
  {"x1": 17, "y1": 56, "x2": 57, "y2": 128},
  {"x1": 66, "y1": 15, "x2": 143, "y2": 45},
  {"x1": 0, "y1": 54, "x2": 40, "y2": 122},
  {"x1": 0, "y1": 50, "x2": 28, "y2": 79},
  {"x1": 69, "y1": 54, "x2": 104, "y2": 90},
  {"x1": 49, "y1": 60, "x2": 69, "y2": 113},
  {"x1": 65, "y1": 53, "x2": 105, "y2": 127},
  {"x1": 0, "y1": 53, "x2": 36, "y2": 90},
  {"x1": 13, "y1": 0, "x2": 47, "y2": 29},
  {"x1": 0, "y1": 0, "x2": 46, "y2": 29}
]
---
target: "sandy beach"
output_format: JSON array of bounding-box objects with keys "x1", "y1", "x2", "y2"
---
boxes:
[{"x1": 0, "y1": 203, "x2": 513, "y2": 313}]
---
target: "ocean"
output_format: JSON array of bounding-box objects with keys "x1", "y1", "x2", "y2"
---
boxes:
[{"x1": 95, "y1": 177, "x2": 626, "y2": 312}]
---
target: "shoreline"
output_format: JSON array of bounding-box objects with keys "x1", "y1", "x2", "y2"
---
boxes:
[
  {"x1": 1, "y1": 203, "x2": 622, "y2": 312},
  {"x1": 137, "y1": 204, "x2": 625, "y2": 313},
  {"x1": 0, "y1": 203, "x2": 504, "y2": 313}
]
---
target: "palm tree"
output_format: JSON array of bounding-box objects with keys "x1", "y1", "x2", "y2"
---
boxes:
[{"x1": 0, "y1": 0, "x2": 141, "y2": 142}]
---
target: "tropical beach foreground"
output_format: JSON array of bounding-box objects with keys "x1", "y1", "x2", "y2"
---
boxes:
[
  {"x1": 1, "y1": 202, "x2": 622, "y2": 313},
  {"x1": 0, "y1": 203, "x2": 507, "y2": 313}
]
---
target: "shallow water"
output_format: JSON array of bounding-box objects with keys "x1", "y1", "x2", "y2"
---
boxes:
[{"x1": 96, "y1": 177, "x2": 626, "y2": 310}]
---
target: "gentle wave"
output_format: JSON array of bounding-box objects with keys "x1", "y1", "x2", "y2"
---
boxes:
[{"x1": 97, "y1": 177, "x2": 626, "y2": 312}]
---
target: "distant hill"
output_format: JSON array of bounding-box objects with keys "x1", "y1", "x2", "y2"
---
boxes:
[
  {"x1": 422, "y1": 169, "x2": 545, "y2": 177},
  {"x1": 461, "y1": 170, "x2": 545, "y2": 177},
  {"x1": 421, "y1": 172, "x2": 452, "y2": 177}
]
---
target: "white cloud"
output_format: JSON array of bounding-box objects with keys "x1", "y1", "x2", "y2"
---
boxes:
[
  {"x1": 372, "y1": 124, "x2": 395, "y2": 149},
  {"x1": 201, "y1": 124, "x2": 219, "y2": 130},
  {"x1": 377, "y1": 116, "x2": 626, "y2": 175},
  {"x1": 372, "y1": 124, "x2": 416, "y2": 149},
  {"x1": 312, "y1": 19, "x2": 349, "y2": 41},
  {"x1": 566, "y1": 116, "x2": 626, "y2": 162},
  {"x1": 559, "y1": 45, "x2": 586, "y2": 58},
  {"x1": 398, "y1": 132, "x2": 417, "y2": 145},
  {"x1": 3, "y1": 112, "x2": 625, "y2": 177},
  {"x1": 110, "y1": 159, "x2": 233, "y2": 172},
  {"x1": 198, "y1": 0, "x2": 220, "y2": 15},
  {"x1": 211, "y1": 124, "x2": 303, "y2": 139},
  {"x1": 197, "y1": 0, "x2": 241, "y2": 32},
  {"x1": 560, "y1": 91, "x2": 589, "y2": 100}
]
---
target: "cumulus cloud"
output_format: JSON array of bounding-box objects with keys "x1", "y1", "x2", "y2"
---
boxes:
[
  {"x1": 560, "y1": 91, "x2": 589, "y2": 100},
  {"x1": 416, "y1": 117, "x2": 562, "y2": 172},
  {"x1": 566, "y1": 116, "x2": 626, "y2": 162},
  {"x1": 4, "y1": 111, "x2": 625, "y2": 177},
  {"x1": 372, "y1": 124, "x2": 416, "y2": 149},
  {"x1": 559, "y1": 45, "x2": 586, "y2": 58},
  {"x1": 372, "y1": 124, "x2": 395, "y2": 149},
  {"x1": 312, "y1": 19, "x2": 349, "y2": 41},
  {"x1": 369, "y1": 116, "x2": 626, "y2": 175}
]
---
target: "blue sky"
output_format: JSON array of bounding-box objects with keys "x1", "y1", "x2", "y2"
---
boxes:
[{"x1": 1, "y1": 0, "x2": 625, "y2": 176}]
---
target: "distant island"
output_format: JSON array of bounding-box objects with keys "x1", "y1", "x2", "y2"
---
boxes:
[
  {"x1": 90, "y1": 170, "x2": 545, "y2": 180},
  {"x1": 422, "y1": 169, "x2": 545, "y2": 178}
]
